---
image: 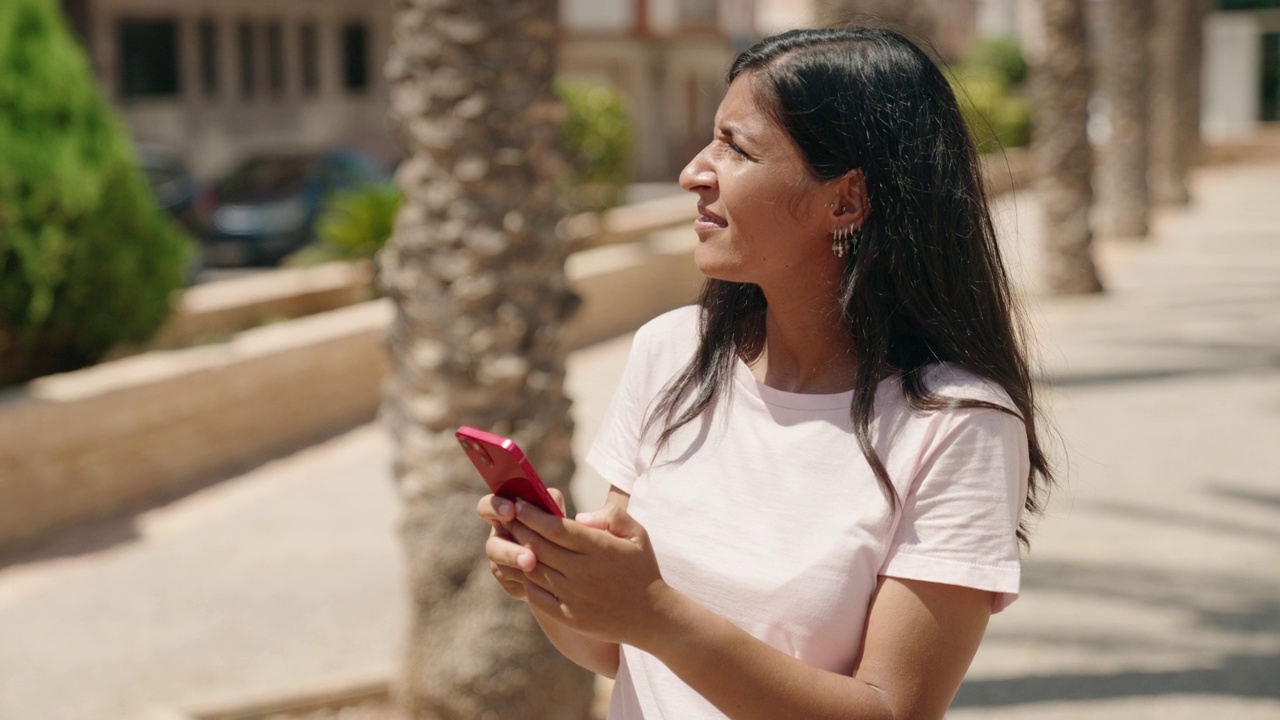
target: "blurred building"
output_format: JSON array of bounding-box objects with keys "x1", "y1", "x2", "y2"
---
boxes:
[
  {"x1": 63, "y1": 0, "x2": 1273, "y2": 186},
  {"x1": 59, "y1": 0, "x2": 761, "y2": 183},
  {"x1": 61, "y1": 0, "x2": 394, "y2": 181},
  {"x1": 1203, "y1": 1, "x2": 1280, "y2": 138},
  {"x1": 559, "y1": 0, "x2": 758, "y2": 180}
]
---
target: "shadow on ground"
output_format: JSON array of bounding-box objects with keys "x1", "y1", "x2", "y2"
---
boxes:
[
  {"x1": 955, "y1": 558, "x2": 1280, "y2": 708},
  {"x1": 954, "y1": 651, "x2": 1280, "y2": 707}
]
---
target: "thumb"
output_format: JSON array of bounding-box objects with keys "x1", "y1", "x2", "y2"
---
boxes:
[
  {"x1": 547, "y1": 487, "x2": 567, "y2": 514},
  {"x1": 576, "y1": 503, "x2": 642, "y2": 540}
]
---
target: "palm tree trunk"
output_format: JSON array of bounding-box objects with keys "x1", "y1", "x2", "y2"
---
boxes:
[
  {"x1": 381, "y1": 1, "x2": 595, "y2": 718},
  {"x1": 1099, "y1": 0, "x2": 1152, "y2": 238},
  {"x1": 818, "y1": 0, "x2": 941, "y2": 43},
  {"x1": 1150, "y1": 0, "x2": 1213, "y2": 206},
  {"x1": 1183, "y1": 0, "x2": 1213, "y2": 168},
  {"x1": 1034, "y1": 0, "x2": 1103, "y2": 294}
]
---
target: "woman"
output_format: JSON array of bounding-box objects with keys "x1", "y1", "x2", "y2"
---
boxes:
[{"x1": 478, "y1": 26, "x2": 1052, "y2": 719}]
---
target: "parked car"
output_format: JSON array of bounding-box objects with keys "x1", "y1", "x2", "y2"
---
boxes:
[
  {"x1": 137, "y1": 144, "x2": 201, "y2": 231},
  {"x1": 135, "y1": 144, "x2": 203, "y2": 282},
  {"x1": 198, "y1": 149, "x2": 390, "y2": 266}
]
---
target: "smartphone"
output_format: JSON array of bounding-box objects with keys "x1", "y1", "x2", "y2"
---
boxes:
[{"x1": 456, "y1": 426, "x2": 565, "y2": 518}]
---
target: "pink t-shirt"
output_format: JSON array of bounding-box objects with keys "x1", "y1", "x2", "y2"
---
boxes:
[{"x1": 585, "y1": 306, "x2": 1030, "y2": 720}]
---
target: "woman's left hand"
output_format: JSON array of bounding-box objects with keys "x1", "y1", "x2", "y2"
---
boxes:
[{"x1": 506, "y1": 500, "x2": 670, "y2": 647}]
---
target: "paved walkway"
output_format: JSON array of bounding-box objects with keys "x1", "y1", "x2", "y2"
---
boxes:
[{"x1": 1, "y1": 161, "x2": 1278, "y2": 719}]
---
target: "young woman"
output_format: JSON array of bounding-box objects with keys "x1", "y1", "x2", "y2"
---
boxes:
[{"x1": 478, "y1": 26, "x2": 1052, "y2": 720}]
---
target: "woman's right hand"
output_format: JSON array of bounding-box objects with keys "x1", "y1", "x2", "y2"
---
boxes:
[{"x1": 477, "y1": 489, "x2": 566, "y2": 601}]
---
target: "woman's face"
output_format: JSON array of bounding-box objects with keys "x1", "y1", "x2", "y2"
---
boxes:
[{"x1": 679, "y1": 76, "x2": 841, "y2": 291}]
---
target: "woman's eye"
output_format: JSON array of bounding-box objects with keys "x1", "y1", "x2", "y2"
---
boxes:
[{"x1": 725, "y1": 140, "x2": 748, "y2": 158}]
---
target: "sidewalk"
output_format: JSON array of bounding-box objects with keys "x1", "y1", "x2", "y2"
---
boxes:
[
  {"x1": 952, "y1": 160, "x2": 1280, "y2": 719},
  {"x1": 1, "y1": 161, "x2": 1278, "y2": 719}
]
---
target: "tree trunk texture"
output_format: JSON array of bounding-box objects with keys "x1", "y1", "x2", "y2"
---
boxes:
[
  {"x1": 818, "y1": 0, "x2": 941, "y2": 44},
  {"x1": 1182, "y1": 0, "x2": 1213, "y2": 168},
  {"x1": 1099, "y1": 0, "x2": 1152, "y2": 238},
  {"x1": 1150, "y1": 0, "x2": 1212, "y2": 206},
  {"x1": 1033, "y1": 0, "x2": 1103, "y2": 294},
  {"x1": 380, "y1": 1, "x2": 595, "y2": 718}
]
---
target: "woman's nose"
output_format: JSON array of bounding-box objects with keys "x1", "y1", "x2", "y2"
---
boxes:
[{"x1": 679, "y1": 148, "x2": 715, "y2": 194}]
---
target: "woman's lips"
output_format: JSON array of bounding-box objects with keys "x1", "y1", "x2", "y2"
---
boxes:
[{"x1": 696, "y1": 205, "x2": 727, "y2": 229}]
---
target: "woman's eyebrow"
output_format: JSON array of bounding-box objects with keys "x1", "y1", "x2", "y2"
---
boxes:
[{"x1": 718, "y1": 122, "x2": 755, "y2": 144}]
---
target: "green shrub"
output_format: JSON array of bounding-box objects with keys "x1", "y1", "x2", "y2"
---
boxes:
[
  {"x1": 962, "y1": 37, "x2": 1029, "y2": 87},
  {"x1": 948, "y1": 63, "x2": 1032, "y2": 153},
  {"x1": 0, "y1": 0, "x2": 191, "y2": 386},
  {"x1": 556, "y1": 78, "x2": 633, "y2": 213},
  {"x1": 288, "y1": 183, "x2": 401, "y2": 266}
]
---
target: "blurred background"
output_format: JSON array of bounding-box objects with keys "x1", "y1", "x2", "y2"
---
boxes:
[{"x1": 1, "y1": 1, "x2": 1278, "y2": 719}]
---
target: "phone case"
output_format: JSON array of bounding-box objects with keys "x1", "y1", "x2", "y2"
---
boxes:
[{"x1": 456, "y1": 426, "x2": 565, "y2": 517}]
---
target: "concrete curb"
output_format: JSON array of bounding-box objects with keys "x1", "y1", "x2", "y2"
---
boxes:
[{"x1": 146, "y1": 672, "x2": 392, "y2": 720}]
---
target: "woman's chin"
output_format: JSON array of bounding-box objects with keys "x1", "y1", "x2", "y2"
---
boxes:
[{"x1": 692, "y1": 248, "x2": 739, "y2": 283}]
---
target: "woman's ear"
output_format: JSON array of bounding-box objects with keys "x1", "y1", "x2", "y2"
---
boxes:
[{"x1": 829, "y1": 168, "x2": 870, "y2": 230}]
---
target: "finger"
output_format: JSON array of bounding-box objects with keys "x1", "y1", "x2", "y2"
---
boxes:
[
  {"x1": 477, "y1": 494, "x2": 517, "y2": 525},
  {"x1": 547, "y1": 487, "x2": 568, "y2": 514},
  {"x1": 514, "y1": 499, "x2": 595, "y2": 553},
  {"x1": 522, "y1": 561, "x2": 571, "y2": 606},
  {"x1": 575, "y1": 510, "x2": 609, "y2": 531},
  {"x1": 489, "y1": 561, "x2": 528, "y2": 600},
  {"x1": 576, "y1": 503, "x2": 643, "y2": 542},
  {"x1": 486, "y1": 532, "x2": 537, "y2": 573},
  {"x1": 506, "y1": 519, "x2": 577, "y2": 573},
  {"x1": 524, "y1": 579, "x2": 567, "y2": 621}
]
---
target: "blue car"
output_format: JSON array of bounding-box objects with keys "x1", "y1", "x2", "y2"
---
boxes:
[{"x1": 199, "y1": 149, "x2": 390, "y2": 266}]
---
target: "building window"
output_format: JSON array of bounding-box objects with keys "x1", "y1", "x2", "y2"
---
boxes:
[
  {"x1": 199, "y1": 19, "x2": 218, "y2": 96},
  {"x1": 266, "y1": 21, "x2": 285, "y2": 97},
  {"x1": 1216, "y1": 0, "x2": 1280, "y2": 9},
  {"x1": 1263, "y1": 32, "x2": 1280, "y2": 122},
  {"x1": 680, "y1": 0, "x2": 718, "y2": 25},
  {"x1": 342, "y1": 22, "x2": 369, "y2": 92},
  {"x1": 118, "y1": 19, "x2": 180, "y2": 98},
  {"x1": 300, "y1": 22, "x2": 320, "y2": 96},
  {"x1": 238, "y1": 20, "x2": 256, "y2": 98}
]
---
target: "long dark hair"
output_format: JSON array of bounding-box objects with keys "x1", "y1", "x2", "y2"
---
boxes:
[{"x1": 648, "y1": 27, "x2": 1052, "y2": 546}]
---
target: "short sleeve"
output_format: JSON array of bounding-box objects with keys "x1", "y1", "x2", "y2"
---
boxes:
[
  {"x1": 880, "y1": 408, "x2": 1030, "y2": 612},
  {"x1": 585, "y1": 307, "x2": 701, "y2": 494},
  {"x1": 584, "y1": 346, "x2": 646, "y2": 493}
]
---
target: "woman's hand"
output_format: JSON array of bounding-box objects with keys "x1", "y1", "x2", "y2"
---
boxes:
[
  {"x1": 477, "y1": 489, "x2": 567, "y2": 602},
  {"x1": 506, "y1": 500, "x2": 672, "y2": 647},
  {"x1": 477, "y1": 487, "x2": 630, "y2": 678}
]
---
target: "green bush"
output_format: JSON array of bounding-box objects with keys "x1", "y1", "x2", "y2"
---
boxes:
[
  {"x1": 556, "y1": 78, "x2": 633, "y2": 213},
  {"x1": 0, "y1": 0, "x2": 191, "y2": 386},
  {"x1": 962, "y1": 36, "x2": 1029, "y2": 87},
  {"x1": 288, "y1": 183, "x2": 401, "y2": 266},
  {"x1": 948, "y1": 62, "x2": 1032, "y2": 153}
]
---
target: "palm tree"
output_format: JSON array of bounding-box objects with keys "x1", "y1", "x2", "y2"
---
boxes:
[
  {"x1": 380, "y1": 1, "x2": 595, "y2": 717},
  {"x1": 1149, "y1": 0, "x2": 1212, "y2": 206},
  {"x1": 818, "y1": 0, "x2": 942, "y2": 41},
  {"x1": 1099, "y1": 0, "x2": 1152, "y2": 239},
  {"x1": 1034, "y1": 0, "x2": 1103, "y2": 294}
]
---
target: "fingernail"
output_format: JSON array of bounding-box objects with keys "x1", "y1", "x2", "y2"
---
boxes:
[
  {"x1": 517, "y1": 551, "x2": 533, "y2": 569},
  {"x1": 576, "y1": 512, "x2": 596, "y2": 524},
  {"x1": 496, "y1": 500, "x2": 512, "y2": 516},
  {"x1": 515, "y1": 499, "x2": 526, "y2": 515}
]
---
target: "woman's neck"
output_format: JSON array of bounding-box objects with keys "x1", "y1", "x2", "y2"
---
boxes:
[{"x1": 748, "y1": 293, "x2": 857, "y2": 394}]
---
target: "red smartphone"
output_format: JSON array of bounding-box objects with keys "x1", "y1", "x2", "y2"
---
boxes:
[{"x1": 456, "y1": 426, "x2": 564, "y2": 518}]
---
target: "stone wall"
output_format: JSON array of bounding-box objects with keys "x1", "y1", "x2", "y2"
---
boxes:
[
  {"x1": 0, "y1": 302, "x2": 393, "y2": 554},
  {"x1": 0, "y1": 236, "x2": 698, "y2": 555}
]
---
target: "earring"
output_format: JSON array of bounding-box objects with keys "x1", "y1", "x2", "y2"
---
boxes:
[{"x1": 831, "y1": 224, "x2": 861, "y2": 258}]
